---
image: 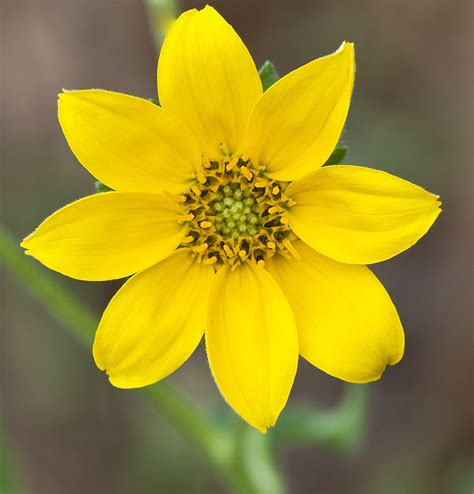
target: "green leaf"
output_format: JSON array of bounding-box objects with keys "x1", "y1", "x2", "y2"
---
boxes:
[
  {"x1": 94, "y1": 181, "x2": 113, "y2": 193},
  {"x1": 147, "y1": 97, "x2": 159, "y2": 106},
  {"x1": 259, "y1": 60, "x2": 279, "y2": 92},
  {"x1": 270, "y1": 384, "x2": 369, "y2": 453},
  {"x1": 323, "y1": 146, "x2": 348, "y2": 166}
]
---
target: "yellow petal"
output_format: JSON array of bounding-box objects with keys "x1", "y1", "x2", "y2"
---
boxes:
[
  {"x1": 246, "y1": 42, "x2": 355, "y2": 181},
  {"x1": 158, "y1": 6, "x2": 262, "y2": 159},
  {"x1": 206, "y1": 263, "x2": 298, "y2": 432},
  {"x1": 287, "y1": 165, "x2": 441, "y2": 264},
  {"x1": 58, "y1": 90, "x2": 201, "y2": 194},
  {"x1": 21, "y1": 192, "x2": 184, "y2": 281},
  {"x1": 93, "y1": 249, "x2": 214, "y2": 388},
  {"x1": 267, "y1": 242, "x2": 404, "y2": 383}
]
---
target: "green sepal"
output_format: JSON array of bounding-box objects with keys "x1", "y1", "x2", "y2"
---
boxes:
[
  {"x1": 259, "y1": 61, "x2": 279, "y2": 92},
  {"x1": 323, "y1": 146, "x2": 348, "y2": 166},
  {"x1": 147, "y1": 97, "x2": 159, "y2": 105},
  {"x1": 94, "y1": 181, "x2": 113, "y2": 193}
]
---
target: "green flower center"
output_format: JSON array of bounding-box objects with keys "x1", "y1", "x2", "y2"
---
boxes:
[{"x1": 209, "y1": 184, "x2": 261, "y2": 238}]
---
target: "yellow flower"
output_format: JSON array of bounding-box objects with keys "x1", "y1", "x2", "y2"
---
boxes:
[{"x1": 21, "y1": 6, "x2": 440, "y2": 432}]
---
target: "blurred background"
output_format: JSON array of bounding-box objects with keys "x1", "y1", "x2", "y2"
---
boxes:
[{"x1": 1, "y1": 0, "x2": 473, "y2": 493}]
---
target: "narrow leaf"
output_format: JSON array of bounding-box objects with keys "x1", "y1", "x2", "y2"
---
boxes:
[
  {"x1": 323, "y1": 146, "x2": 348, "y2": 166},
  {"x1": 259, "y1": 61, "x2": 280, "y2": 92},
  {"x1": 94, "y1": 181, "x2": 113, "y2": 193}
]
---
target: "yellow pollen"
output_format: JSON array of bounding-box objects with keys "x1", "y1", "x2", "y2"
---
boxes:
[
  {"x1": 176, "y1": 213, "x2": 194, "y2": 223},
  {"x1": 223, "y1": 244, "x2": 234, "y2": 258},
  {"x1": 179, "y1": 156, "x2": 298, "y2": 268},
  {"x1": 226, "y1": 157, "x2": 239, "y2": 171},
  {"x1": 195, "y1": 243, "x2": 209, "y2": 253},
  {"x1": 240, "y1": 166, "x2": 253, "y2": 181}
]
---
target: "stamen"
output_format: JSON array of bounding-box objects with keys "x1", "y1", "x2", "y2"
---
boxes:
[
  {"x1": 240, "y1": 166, "x2": 253, "y2": 181},
  {"x1": 226, "y1": 157, "x2": 239, "y2": 171},
  {"x1": 195, "y1": 243, "x2": 209, "y2": 253},
  {"x1": 196, "y1": 171, "x2": 206, "y2": 184},
  {"x1": 176, "y1": 213, "x2": 194, "y2": 223},
  {"x1": 223, "y1": 244, "x2": 234, "y2": 258},
  {"x1": 163, "y1": 190, "x2": 187, "y2": 203},
  {"x1": 179, "y1": 156, "x2": 296, "y2": 268}
]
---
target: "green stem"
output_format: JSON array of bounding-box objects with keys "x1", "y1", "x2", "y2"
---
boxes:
[
  {"x1": 1, "y1": 227, "x2": 96, "y2": 347},
  {"x1": 0, "y1": 414, "x2": 25, "y2": 494},
  {"x1": 0, "y1": 225, "x2": 276, "y2": 493},
  {"x1": 143, "y1": 0, "x2": 178, "y2": 53}
]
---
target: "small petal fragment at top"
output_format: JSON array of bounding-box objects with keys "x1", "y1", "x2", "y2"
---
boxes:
[
  {"x1": 94, "y1": 249, "x2": 215, "y2": 389},
  {"x1": 206, "y1": 263, "x2": 299, "y2": 432},
  {"x1": 58, "y1": 90, "x2": 201, "y2": 194},
  {"x1": 246, "y1": 42, "x2": 354, "y2": 181},
  {"x1": 286, "y1": 165, "x2": 441, "y2": 265},
  {"x1": 267, "y1": 241, "x2": 404, "y2": 383},
  {"x1": 21, "y1": 192, "x2": 185, "y2": 281},
  {"x1": 158, "y1": 6, "x2": 263, "y2": 159}
]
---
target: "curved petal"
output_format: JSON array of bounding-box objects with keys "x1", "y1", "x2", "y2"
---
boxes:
[
  {"x1": 246, "y1": 42, "x2": 354, "y2": 181},
  {"x1": 21, "y1": 192, "x2": 184, "y2": 281},
  {"x1": 58, "y1": 90, "x2": 201, "y2": 193},
  {"x1": 93, "y1": 249, "x2": 215, "y2": 388},
  {"x1": 206, "y1": 263, "x2": 298, "y2": 432},
  {"x1": 158, "y1": 6, "x2": 262, "y2": 159},
  {"x1": 267, "y1": 242, "x2": 404, "y2": 383},
  {"x1": 287, "y1": 165, "x2": 441, "y2": 264}
]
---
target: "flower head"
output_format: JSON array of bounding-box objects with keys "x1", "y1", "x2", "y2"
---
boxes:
[{"x1": 21, "y1": 6, "x2": 440, "y2": 432}]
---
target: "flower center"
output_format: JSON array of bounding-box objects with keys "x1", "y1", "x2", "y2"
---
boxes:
[
  {"x1": 176, "y1": 155, "x2": 300, "y2": 268},
  {"x1": 209, "y1": 184, "x2": 261, "y2": 238}
]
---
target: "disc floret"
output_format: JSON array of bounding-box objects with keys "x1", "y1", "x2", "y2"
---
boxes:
[
  {"x1": 177, "y1": 156, "x2": 299, "y2": 268},
  {"x1": 210, "y1": 184, "x2": 261, "y2": 238}
]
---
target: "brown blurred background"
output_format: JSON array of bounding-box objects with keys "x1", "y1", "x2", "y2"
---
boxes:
[{"x1": 1, "y1": 0, "x2": 473, "y2": 493}]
